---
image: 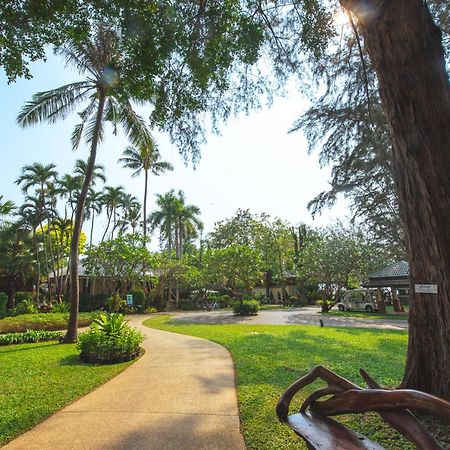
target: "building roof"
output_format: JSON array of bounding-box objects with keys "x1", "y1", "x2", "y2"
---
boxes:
[{"x1": 363, "y1": 260, "x2": 409, "y2": 288}]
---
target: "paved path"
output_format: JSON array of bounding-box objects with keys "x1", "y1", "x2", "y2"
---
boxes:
[
  {"x1": 3, "y1": 316, "x2": 245, "y2": 450},
  {"x1": 171, "y1": 307, "x2": 408, "y2": 330}
]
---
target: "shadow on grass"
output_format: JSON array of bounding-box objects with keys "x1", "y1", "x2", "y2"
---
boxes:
[{"x1": 0, "y1": 342, "x2": 58, "y2": 354}]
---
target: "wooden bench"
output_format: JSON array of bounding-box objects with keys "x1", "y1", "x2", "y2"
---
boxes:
[{"x1": 276, "y1": 366, "x2": 450, "y2": 450}]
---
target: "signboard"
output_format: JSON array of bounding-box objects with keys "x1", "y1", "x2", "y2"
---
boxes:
[
  {"x1": 415, "y1": 284, "x2": 438, "y2": 294},
  {"x1": 126, "y1": 294, "x2": 133, "y2": 305}
]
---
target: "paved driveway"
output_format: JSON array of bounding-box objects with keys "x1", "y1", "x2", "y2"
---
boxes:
[{"x1": 171, "y1": 306, "x2": 408, "y2": 330}]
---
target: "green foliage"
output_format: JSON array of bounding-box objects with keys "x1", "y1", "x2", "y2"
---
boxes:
[
  {"x1": 84, "y1": 234, "x2": 156, "y2": 287},
  {"x1": 144, "y1": 307, "x2": 157, "y2": 314},
  {"x1": 0, "y1": 341, "x2": 132, "y2": 445},
  {"x1": 14, "y1": 292, "x2": 33, "y2": 303},
  {"x1": 93, "y1": 313, "x2": 126, "y2": 335},
  {"x1": 232, "y1": 300, "x2": 260, "y2": 316},
  {"x1": 203, "y1": 245, "x2": 263, "y2": 299},
  {"x1": 0, "y1": 293, "x2": 7, "y2": 318},
  {"x1": 50, "y1": 302, "x2": 69, "y2": 313},
  {"x1": 0, "y1": 312, "x2": 99, "y2": 334},
  {"x1": 130, "y1": 288, "x2": 146, "y2": 310},
  {"x1": 106, "y1": 294, "x2": 126, "y2": 313},
  {"x1": 79, "y1": 293, "x2": 109, "y2": 312},
  {"x1": 178, "y1": 299, "x2": 196, "y2": 311},
  {"x1": 0, "y1": 329, "x2": 62, "y2": 346},
  {"x1": 144, "y1": 316, "x2": 411, "y2": 450},
  {"x1": 77, "y1": 314, "x2": 143, "y2": 363},
  {"x1": 14, "y1": 298, "x2": 38, "y2": 315}
]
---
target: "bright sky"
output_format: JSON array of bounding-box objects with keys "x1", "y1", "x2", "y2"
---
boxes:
[{"x1": 0, "y1": 51, "x2": 348, "y2": 246}]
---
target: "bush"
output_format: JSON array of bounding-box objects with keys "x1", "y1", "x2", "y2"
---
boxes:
[
  {"x1": 0, "y1": 329, "x2": 62, "y2": 346},
  {"x1": 178, "y1": 299, "x2": 195, "y2": 311},
  {"x1": 106, "y1": 293, "x2": 126, "y2": 313},
  {"x1": 130, "y1": 288, "x2": 146, "y2": 310},
  {"x1": 51, "y1": 302, "x2": 69, "y2": 313},
  {"x1": 232, "y1": 300, "x2": 259, "y2": 316},
  {"x1": 290, "y1": 296, "x2": 307, "y2": 307},
  {"x1": 0, "y1": 293, "x2": 7, "y2": 318},
  {"x1": 144, "y1": 307, "x2": 157, "y2": 314},
  {"x1": 15, "y1": 298, "x2": 38, "y2": 315},
  {"x1": 79, "y1": 293, "x2": 110, "y2": 312},
  {"x1": 15, "y1": 292, "x2": 34, "y2": 304},
  {"x1": 77, "y1": 313, "x2": 144, "y2": 364}
]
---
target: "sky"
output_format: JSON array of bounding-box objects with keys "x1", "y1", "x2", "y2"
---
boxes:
[{"x1": 0, "y1": 51, "x2": 348, "y2": 246}]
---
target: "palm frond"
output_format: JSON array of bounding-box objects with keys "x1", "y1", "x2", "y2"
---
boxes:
[{"x1": 17, "y1": 82, "x2": 94, "y2": 127}]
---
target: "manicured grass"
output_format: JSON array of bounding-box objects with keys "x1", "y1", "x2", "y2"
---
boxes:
[
  {"x1": 0, "y1": 312, "x2": 100, "y2": 334},
  {"x1": 144, "y1": 315, "x2": 412, "y2": 449},
  {"x1": 325, "y1": 306, "x2": 409, "y2": 321},
  {"x1": 0, "y1": 341, "x2": 132, "y2": 445}
]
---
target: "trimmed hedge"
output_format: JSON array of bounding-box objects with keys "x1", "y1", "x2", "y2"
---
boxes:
[
  {"x1": 0, "y1": 329, "x2": 63, "y2": 346},
  {"x1": 232, "y1": 300, "x2": 260, "y2": 316}
]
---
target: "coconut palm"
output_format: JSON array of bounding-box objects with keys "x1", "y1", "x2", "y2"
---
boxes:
[
  {"x1": 0, "y1": 196, "x2": 16, "y2": 216},
  {"x1": 74, "y1": 159, "x2": 106, "y2": 186},
  {"x1": 175, "y1": 191, "x2": 203, "y2": 259},
  {"x1": 58, "y1": 174, "x2": 82, "y2": 221},
  {"x1": 17, "y1": 25, "x2": 152, "y2": 342},
  {"x1": 85, "y1": 188, "x2": 104, "y2": 247},
  {"x1": 119, "y1": 138, "x2": 173, "y2": 237},
  {"x1": 149, "y1": 190, "x2": 180, "y2": 258},
  {"x1": 102, "y1": 186, "x2": 126, "y2": 241}
]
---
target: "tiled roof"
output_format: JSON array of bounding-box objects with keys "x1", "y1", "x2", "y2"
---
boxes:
[{"x1": 368, "y1": 260, "x2": 409, "y2": 279}]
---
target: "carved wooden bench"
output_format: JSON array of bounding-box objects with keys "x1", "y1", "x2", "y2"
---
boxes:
[{"x1": 276, "y1": 366, "x2": 450, "y2": 450}]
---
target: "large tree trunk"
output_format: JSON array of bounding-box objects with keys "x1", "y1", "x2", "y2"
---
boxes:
[
  {"x1": 143, "y1": 169, "x2": 148, "y2": 237},
  {"x1": 342, "y1": 0, "x2": 450, "y2": 399},
  {"x1": 64, "y1": 91, "x2": 106, "y2": 343}
]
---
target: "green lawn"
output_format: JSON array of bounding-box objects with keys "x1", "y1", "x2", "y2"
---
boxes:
[
  {"x1": 325, "y1": 305, "x2": 409, "y2": 321},
  {"x1": 0, "y1": 341, "x2": 132, "y2": 445},
  {"x1": 144, "y1": 315, "x2": 412, "y2": 449},
  {"x1": 0, "y1": 312, "x2": 100, "y2": 333}
]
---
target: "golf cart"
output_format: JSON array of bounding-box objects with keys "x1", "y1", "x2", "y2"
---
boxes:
[{"x1": 336, "y1": 288, "x2": 378, "y2": 313}]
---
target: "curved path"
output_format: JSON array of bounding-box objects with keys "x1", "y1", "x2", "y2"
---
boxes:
[
  {"x1": 171, "y1": 307, "x2": 408, "y2": 330},
  {"x1": 3, "y1": 316, "x2": 245, "y2": 450}
]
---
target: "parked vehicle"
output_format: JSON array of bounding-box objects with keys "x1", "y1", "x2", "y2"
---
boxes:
[{"x1": 336, "y1": 289, "x2": 378, "y2": 313}]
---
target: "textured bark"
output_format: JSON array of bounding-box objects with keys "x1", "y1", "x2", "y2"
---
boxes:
[
  {"x1": 64, "y1": 91, "x2": 106, "y2": 343},
  {"x1": 341, "y1": 0, "x2": 450, "y2": 398}
]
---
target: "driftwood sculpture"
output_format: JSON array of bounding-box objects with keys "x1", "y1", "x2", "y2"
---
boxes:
[{"x1": 276, "y1": 366, "x2": 450, "y2": 450}]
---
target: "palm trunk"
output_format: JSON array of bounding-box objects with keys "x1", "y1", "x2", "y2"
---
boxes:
[
  {"x1": 65, "y1": 90, "x2": 106, "y2": 343},
  {"x1": 342, "y1": 0, "x2": 450, "y2": 399},
  {"x1": 143, "y1": 169, "x2": 148, "y2": 237},
  {"x1": 90, "y1": 209, "x2": 95, "y2": 247}
]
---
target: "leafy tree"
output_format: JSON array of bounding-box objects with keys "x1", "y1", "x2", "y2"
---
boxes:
[
  {"x1": 83, "y1": 234, "x2": 156, "y2": 295},
  {"x1": 17, "y1": 26, "x2": 153, "y2": 342},
  {"x1": 202, "y1": 245, "x2": 263, "y2": 299},
  {"x1": 0, "y1": 196, "x2": 16, "y2": 217},
  {"x1": 119, "y1": 137, "x2": 173, "y2": 237},
  {"x1": 301, "y1": 225, "x2": 389, "y2": 312}
]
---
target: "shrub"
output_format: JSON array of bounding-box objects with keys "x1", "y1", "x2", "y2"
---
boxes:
[
  {"x1": 130, "y1": 288, "x2": 146, "y2": 310},
  {"x1": 0, "y1": 293, "x2": 7, "y2": 318},
  {"x1": 0, "y1": 329, "x2": 62, "y2": 346},
  {"x1": 290, "y1": 296, "x2": 307, "y2": 307},
  {"x1": 51, "y1": 302, "x2": 69, "y2": 313},
  {"x1": 15, "y1": 292, "x2": 34, "y2": 304},
  {"x1": 79, "y1": 293, "x2": 110, "y2": 312},
  {"x1": 178, "y1": 299, "x2": 195, "y2": 311},
  {"x1": 144, "y1": 307, "x2": 157, "y2": 314},
  {"x1": 106, "y1": 293, "x2": 126, "y2": 313},
  {"x1": 77, "y1": 313, "x2": 144, "y2": 364},
  {"x1": 232, "y1": 300, "x2": 259, "y2": 316},
  {"x1": 15, "y1": 298, "x2": 38, "y2": 315}
]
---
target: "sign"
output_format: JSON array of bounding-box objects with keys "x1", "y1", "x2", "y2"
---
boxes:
[
  {"x1": 126, "y1": 294, "x2": 133, "y2": 305},
  {"x1": 415, "y1": 284, "x2": 438, "y2": 294}
]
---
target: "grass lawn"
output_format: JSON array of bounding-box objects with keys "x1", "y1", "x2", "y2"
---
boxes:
[
  {"x1": 325, "y1": 305, "x2": 409, "y2": 321},
  {"x1": 0, "y1": 341, "x2": 132, "y2": 445},
  {"x1": 144, "y1": 315, "x2": 414, "y2": 449},
  {"x1": 0, "y1": 312, "x2": 100, "y2": 333}
]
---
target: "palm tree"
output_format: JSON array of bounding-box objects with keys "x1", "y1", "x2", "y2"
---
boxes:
[
  {"x1": 116, "y1": 193, "x2": 140, "y2": 235},
  {"x1": 74, "y1": 159, "x2": 106, "y2": 186},
  {"x1": 119, "y1": 138, "x2": 173, "y2": 237},
  {"x1": 102, "y1": 186, "x2": 126, "y2": 241},
  {"x1": 58, "y1": 174, "x2": 82, "y2": 221},
  {"x1": 148, "y1": 190, "x2": 180, "y2": 258},
  {"x1": 17, "y1": 25, "x2": 152, "y2": 342},
  {"x1": 175, "y1": 191, "x2": 203, "y2": 259},
  {"x1": 0, "y1": 196, "x2": 16, "y2": 217},
  {"x1": 85, "y1": 188, "x2": 104, "y2": 247}
]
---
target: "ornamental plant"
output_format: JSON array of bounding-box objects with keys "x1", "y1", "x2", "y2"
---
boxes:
[{"x1": 77, "y1": 313, "x2": 144, "y2": 364}]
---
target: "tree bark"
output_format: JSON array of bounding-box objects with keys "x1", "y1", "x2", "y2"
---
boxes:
[
  {"x1": 64, "y1": 90, "x2": 106, "y2": 343},
  {"x1": 341, "y1": 0, "x2": 450, "y2": 399},
  {"x1": 376, "y1": 287, "x2": 386, "y2": 315},
  {"x1": 143, "y1": 169, "x2": 148, "y2": 237}
]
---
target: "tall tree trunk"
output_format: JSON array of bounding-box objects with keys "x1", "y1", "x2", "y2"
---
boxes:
[
  {"x1": 143, "y1": 169, "x2": 148, "y2": 237},
  {"x1": 64, "y1": 90, "x2": 106, "y2": 343},
  {"x1": 90, "y1": 208, "x2": 95, "y2": 247},
  {"x1": 342, "y1": 0, "x2": 450, "y2": 399}
]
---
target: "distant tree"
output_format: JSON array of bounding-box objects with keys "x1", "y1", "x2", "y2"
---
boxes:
[
  {"x1": 202, "y1": 245, "x2": 262, "y2": 299},
  {"x1": 119, "y1": 138, "x2": 173, "y2": 237}
]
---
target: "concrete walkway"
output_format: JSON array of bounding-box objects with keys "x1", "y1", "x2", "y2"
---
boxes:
[
  {"x1": 172, "y1": 307, "x2": 408, "y2": 330},
  {"x1": 3, "y1": 316, "x2": 245, "y2": 450}
]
